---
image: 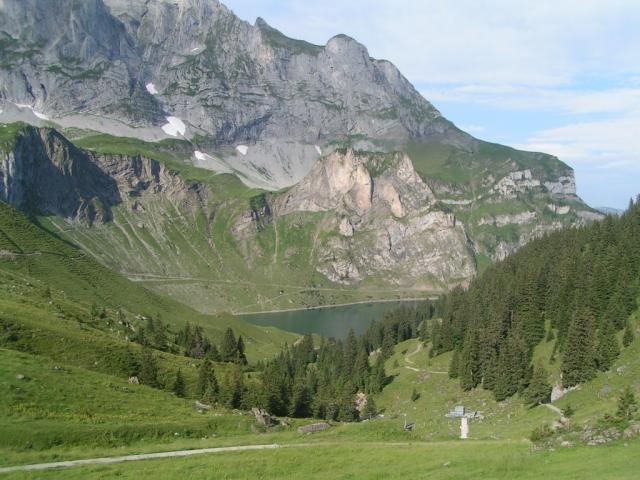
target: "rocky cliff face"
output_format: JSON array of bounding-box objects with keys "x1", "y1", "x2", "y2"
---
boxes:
[
  {"x1": 0, "y1": 126, "x2": 206, "y2": 225},
  {"x1": 0, "y1": 0, "x2": 470, "y2": 189},
  {"x1": 235, "y1": 149, "x2": 475, "y2": 287}
]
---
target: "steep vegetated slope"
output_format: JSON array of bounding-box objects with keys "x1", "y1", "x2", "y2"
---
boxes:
[
  {"x1": 0, "y1": 203, "x2": 638, "y2": 471},
  {"x1": 0, "y1": 200, "x2": 297, "y2": 363}
]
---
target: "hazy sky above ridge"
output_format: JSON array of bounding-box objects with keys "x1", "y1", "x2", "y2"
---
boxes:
[{"x1": 224, "y1": 0, "x2": 640, "y2": 209}]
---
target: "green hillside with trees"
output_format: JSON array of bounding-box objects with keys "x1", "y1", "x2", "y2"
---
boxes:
[{"x1": 431, "y1": 198, "x2": 639, "y2": 400}]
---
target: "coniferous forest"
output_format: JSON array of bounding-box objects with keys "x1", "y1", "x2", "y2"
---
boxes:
[{"x1": 432, "y1": 198, "x2": 640, "y2": 399}]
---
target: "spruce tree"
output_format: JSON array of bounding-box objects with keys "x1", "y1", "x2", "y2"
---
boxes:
[
  {"x1": 221, "y1": 328, "x2": 238, "y2": 362},
  {"x1": 207, "y1": 343, "x2": 221, "y2": 362},
  {"x1": 139, "y1": 347, "x2": 159, "y2": 388},
  {"x1": 343, "y1": 329, "x2": 358, "y2": 377},
  {"x1": 173, "y1": 369, "x2": 186, "y2": 397},
  {"x1": 525, "y1": 363, "x2": 552, "y2": 406},
  {"x1": 482, "y1": 350, "x2": 498, "y2": 391},
  {"x1": 362, "y1": 394, "x2": 377, "y2": 419},
  {"x1": 203, "y1": 369, "x2": 219, "y2": 404},
  {"x1": 337, "y1": 384, "x2": 358, "y2": 422},
  {"x1": 261, "y1": 362, "x2": 287, "y2": 415},
  {"x1": 119, "y1": 345, "x2": 141, "y2": 378},
  {"x1": 221, "y1": 365, "x2": 244, "y2": 409},
  {"x1": 381, "y1": 325, "x2": 396, "y2": 359},
  {"x1": 152, "y1": 318, "x2": 168, "y2": 351},
  {"x1": 197, "y1": 359, "x2": 214, "y2": 398},
  {"x1": 460, "y1": 332, "x2": 481, "y2": 391},
  {"x1": 448, "y1": 348, "x2": 460, "y2": 379},
  {"x1": 562, "y1": 309, "x2": 596, "y2": 387},
  {"x1": 623, "y1": 322, "x2": 635, "y2": 347},
  {"x1": 352, "y1": 346, "x2": 371, "y2": 391},
  {"x1": 595, "y1": 319, "x2": 620, "y2": 372},
  {"x1": 289, "y1": 375, "x2": 311, "y2": 417},
  {"x1": 493, "y1": 327, "x2": 528, "y2": 400},
  {"x1": 236, "y1": 335, "x2": 248, "y2": 365},
  {"x1": 604, "y1": 295, "x2": 626, "y2": 330},
  {"x1": 368, "y1": 355, "x2": 386, "y2": 394}
]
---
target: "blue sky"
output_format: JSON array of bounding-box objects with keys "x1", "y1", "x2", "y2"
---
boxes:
[{"x1": 223, "y1": 0, "x2": 640, "y2": 209}]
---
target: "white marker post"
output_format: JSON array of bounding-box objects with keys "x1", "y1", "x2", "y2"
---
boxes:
[
  {"x1": 445, "y1": 405, "x2": 482, "y2": 440},
  {"x1": 460, "y1": 417, "x2": 469, "y2": 439}
]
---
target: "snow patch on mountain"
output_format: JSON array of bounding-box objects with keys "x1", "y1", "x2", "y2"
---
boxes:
[
  {"x1": 145, "y1": 83, "x2": 159, "y2": 95},
  {"x1": 236, "y1": 145, "x2": 248, "y2": 155},
  {"x1": 161, "y1": 117, "x2": 186, "y2": 137}
]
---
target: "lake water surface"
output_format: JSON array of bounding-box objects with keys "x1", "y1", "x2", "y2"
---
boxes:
[{"x1": 241, "y1": 301, "x2": 421, "y2": 339}]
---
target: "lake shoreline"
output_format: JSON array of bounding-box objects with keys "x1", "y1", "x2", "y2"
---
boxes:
[{"x1": 234, "y1": 297, "x2": 434, "y2": 317}]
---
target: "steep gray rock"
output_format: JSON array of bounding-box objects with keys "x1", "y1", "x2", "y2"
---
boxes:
[
  {"x1": 0, "y1": 125, "x2": 206, "y2": 225},
  {"x1": 0, "y1": 127, "x2": 120, "y2": 223},
  {"x1": 235, "y1": 149, "x2": 476, "y2": 287},
  {"x1": 0, "y1": 1, "x2": 602, "y2": 304},
  {"x1": 0, "y1": 0, "x2": 471, "y2": 188}
]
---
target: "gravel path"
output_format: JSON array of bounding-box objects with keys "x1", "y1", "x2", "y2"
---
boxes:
[{"x1": 0, "y1": 444, "x2": 285, "y2": 474}]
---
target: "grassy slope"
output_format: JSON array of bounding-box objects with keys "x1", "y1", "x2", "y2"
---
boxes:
[
  {"x1": 14, "y1": 440, "x2": 639, "y2": 480},
  {"x1": 2, "y1": 343, "x2": 638, "y2": 478},
  {"x1": 0, "y1": 348, "x2": 255, "y2": 453},
  {"x1": 0, "y1": 201, "x2": 297, "y2": 362},
  {"x1": 0, "y1": 231, "x2": 637, "y2": 476}
]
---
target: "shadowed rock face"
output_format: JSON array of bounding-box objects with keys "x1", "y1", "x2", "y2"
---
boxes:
[
  {"x1": 0, "y1": 126, "x2": 205, "y2": 225},
  {"x1": 0, "y1": 127, "x2": 121, "y2": 223}
]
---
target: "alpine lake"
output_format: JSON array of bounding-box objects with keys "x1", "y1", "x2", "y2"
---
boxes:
[{"x1": 240, "y1": 301, "x2": 424, "y2": 339}]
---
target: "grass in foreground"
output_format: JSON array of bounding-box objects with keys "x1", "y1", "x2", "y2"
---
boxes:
[{"x1": 4, "y1": 440, "x2": 639, "y2": 479}]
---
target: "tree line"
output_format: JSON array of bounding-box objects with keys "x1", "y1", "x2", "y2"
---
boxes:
[
  {"x1": 132, "y1": 318, "x2": 247, "y2": 365},
  {"x1": 433, "y1": 198, "x2": 639, "y2": 401}
]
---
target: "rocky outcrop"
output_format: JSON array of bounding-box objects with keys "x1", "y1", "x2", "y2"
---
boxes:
[
  {"x1": 0, "y1": 126, "x2": 206, "y2": 224},
  {"x1": 0, "y1": 127, "x2": 120, "y2": 223},
  {"x1": 478, "y1": 211, "x2": 537, "y2": 228},
  {"x1": 491, "y1": 170, "x2": 542, "y2": 198},
  {"x1": 0, "y1": 1, "x2": 601, "y2": 297},
  {"x1": 237, "y1": 149, "x2": 475, "y2": 287}
]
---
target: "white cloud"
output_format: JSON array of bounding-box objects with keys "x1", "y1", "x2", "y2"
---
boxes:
[{"x1": 514, "y1": 114, "x2": 640, "y2": 167}]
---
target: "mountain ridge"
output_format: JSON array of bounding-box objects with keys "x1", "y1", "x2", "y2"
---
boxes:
[{"x1": 0, "y1": 0, "x2": 601, "y2": 311}]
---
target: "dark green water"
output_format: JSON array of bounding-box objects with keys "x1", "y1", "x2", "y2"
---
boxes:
[{"x1": 240, "y1": 301, "x2": 420, "y2": 339}]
